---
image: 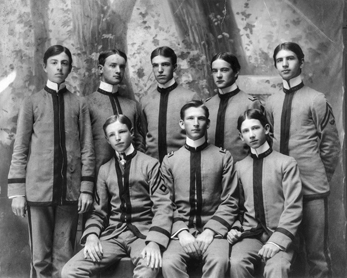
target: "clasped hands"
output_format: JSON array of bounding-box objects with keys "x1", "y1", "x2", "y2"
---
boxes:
[{"x1": 178, "y1": 229, "x2": 215, "y2": 259}]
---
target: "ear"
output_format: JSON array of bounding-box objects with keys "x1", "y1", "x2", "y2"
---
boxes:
[
  {"x1": 130, "y1": 127, "x2": 134, "y2": 137},
  {"x1": 300, "y1": 59, "x2": 304, "y2": 69},
  {"x1": 179, "y1": 119, "x2": 185, "y2": 130},
  {"x1": 235, "y1": 70, "x2": 239, "y2": 79},
  {"x1": 42, "y1": 63, "x2": 47, "y2": 73},
  {"x1": 98, "y1": 64, "x2": 104, "y2": 75},
  {"x1": 206, "y1": 119, "x2": 210, "y2": 130},
  {"x1": 239, "y1": 132, "x2": 245, "y2": 142},
  {"x1": 264, "y1": 124, "x2": 270, "y2": 135}
]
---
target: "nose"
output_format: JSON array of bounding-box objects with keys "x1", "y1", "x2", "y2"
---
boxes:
[
  {"x1": 282, "y1": 58, "x2": 288, "y2": 67},
  {"x1": 57, "y1": 62, "x2": 62, "y2": 71},
  {"x1": 115, "y1": 133, "x2": 121, "y2": 141},
  {"x1": 158, "y1": 65, "x2": 163, "y2": 73},
  {"x1": 193, "y1": 118, "x2": 199, "y2": 126},
  {"x1": 249, "y1": 130, "x2": 255, "y2": 138},
  {"x1": 115, "y1": 65, "x2": 120, "y2": 73},
  {"x1": 216, "y1": 70, "x2": 222, "y2": 78}
]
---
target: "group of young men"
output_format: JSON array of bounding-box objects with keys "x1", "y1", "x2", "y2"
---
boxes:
[{"x1": 8, "y1": 42, "x2": 340, "y2": 278}]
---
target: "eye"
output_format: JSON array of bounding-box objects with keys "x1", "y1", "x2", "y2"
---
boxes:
[{"x1": 221, "y1": 68, "x2": 230, "y2": 72}]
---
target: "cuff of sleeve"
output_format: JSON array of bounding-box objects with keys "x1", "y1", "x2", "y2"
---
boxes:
[
  {"x1": 267, "y1": 241, "x2": 284, "y2": 251},
  {"x1": 171, "y1": 228, "x2": 189, "y2": 239},
  {"x1": 80, "y1": 180, "x2": 94, "y2": 195}
]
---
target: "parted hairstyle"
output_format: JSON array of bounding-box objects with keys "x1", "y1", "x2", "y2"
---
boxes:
[
  {"x1": 103, "y1": 114, "x2": 133, "y2": 136},
  {"x1": 237, "y1": 109, "x2": 272, "y2": 146},
  {"x1": 210, "y1": 52, "x2": 241, "y2": 74},
  {"x1": 150, "y1": 46, "x2": 177, "y2": 66},
  {"x1": 99, "y1": 49, "x2": 127, "y2": 66},
  {"x1": 273, "y1": 42, "x2": 305, "y2": 67},
  {"x1": 43, "y1": 45, "x2": 73, "y2": 70},
  {"x1": 180, "y1": 100, "x2": 210, "y2": 120},
  {"x1": 237, "y1": 109, "x2": 269, "y2": 132}
]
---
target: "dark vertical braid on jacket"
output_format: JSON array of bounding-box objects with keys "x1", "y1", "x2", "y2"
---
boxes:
[
  {"x1": 253, "y1": 158, "x2": 267, "y2": 233},
  {"x1": 195, "y1": 152, "x2": 203, "y2": 230},
  {"x1": 280, "y1": 83, "x2": 304, "y2": 155},
  {"x1": 157, "y1": 82, "x2": 178, "y2": 162},
  {"x1": 47, "y1": 86, "x2": 67, "y2": 205},
  {"x1": 189, "y1": 152, "x2": 197, "y2": 228},
  {"x1": 215, "y1": 88, "x2": 240, "y2": 147},
  {"x1": 114, "y1": 159, "x2": 126, "y2": 222}
]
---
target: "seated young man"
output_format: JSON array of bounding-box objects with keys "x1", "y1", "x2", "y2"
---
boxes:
[
  {"x1": 228, "y1": 109, "x2": 303, "y2": 278},
  {"x1": 62, "y1": 115, "x2": 173, "y2": 278},
  {"x1": 160, "y1": 100, "x2": 239, "y2": 278}
]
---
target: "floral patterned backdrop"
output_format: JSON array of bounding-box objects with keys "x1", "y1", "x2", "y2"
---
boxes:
[{"x1": 0, "y1": 0, "x2": 345, "y2": 276}]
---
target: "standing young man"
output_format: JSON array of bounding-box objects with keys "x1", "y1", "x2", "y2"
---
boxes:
[
  {"x1": 87, "y1": 49, "x2": 145, "y2": 175},
  {"x1": 8, "y1": 45, "x2": 95, "y2": 278},
  {"x1": 265, "y1": 42, "x2": 340, "y2": 278},
  {"x1": 62, "y1": 115, "x2": 172, "y2": 278},
  {"x1": 140, "y1": 46, "x2": 199, "y2": 162},
  {"x1": 160, "y1": 100, "x2": 238, "y2": 278},
  {"x1": 205, "y1": 52, "x2": 262, "y2": 162}
]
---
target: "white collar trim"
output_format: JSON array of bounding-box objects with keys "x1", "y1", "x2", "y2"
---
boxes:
[
  {"x1": 282, "y1": 75, "x2": 302, "y2": 90},
  {"x1": 46, "y1": 80, "x2": 66, "y2": 92},
  {"x1": 99, "y1": 81, "x2": 119, "y2": 93},
  {"x1": 157, "y1": 78, "x2": 175, "y2": 89},
  {"x1": 218, "y1": 82, "x2": 237, "y2": 95},
  {"x1": 186, "y1": 136, "x2": 206, "y2": 148},
  {"x1": 250, "y1": 141, "x2": 270, "y2": 157}
]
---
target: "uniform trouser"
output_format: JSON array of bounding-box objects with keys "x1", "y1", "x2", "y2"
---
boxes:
[
  {"x1": 61, "y1": 230, "x2": 159, "y2": 278},
  {"x1": 27, "y1": 205, "x2": 79, "y2": 278},
  {"x1": 300, "y1": 197, "x2": 331, "y2": 278},
  {"x1": 229, "y1": 238, "x2": 293, "y2": 278},
  {"x1": 162, "y1": 238, "x2": 229, "y2": 278}
]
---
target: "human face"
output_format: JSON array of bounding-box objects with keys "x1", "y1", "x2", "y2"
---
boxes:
[
  {"x1": 99, "y1": 54, "x2": 126, "y2": 85},
  {"x1": 43, "y1": 52, "x2": 71, "y2": 84},
  {"x1": 151, "y1": 55, "x2": 176, "y2": 85},
  {"x1": 239, "y1": 118, "x2": 269, "y2": 149},
  {"x1": 105, "y1": 121, "x2": 133, "y2": 153},
  {"x1": 211, "y1": 59, "x2": 238, "y2": 89},
  {"x1": 179, "y1": 107, "x2": 209, "y2": 141},
  {"x1": 275, "y1": 49, "x2": 303, "y2": 81}
]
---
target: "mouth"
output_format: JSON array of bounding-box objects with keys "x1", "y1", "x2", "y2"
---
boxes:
[
  {"x1": 191, "y1": 129, "x2": 200, "y2": 132},
  {"x1": 281, "y1": 70, "x2": 290, "y2": 74},
  {"x1": 250, "y1": 140, "x2": 258, "y2": 144}
]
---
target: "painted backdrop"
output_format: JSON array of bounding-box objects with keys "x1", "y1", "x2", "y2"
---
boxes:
[{"x1": 0, "y1": 0, "x2": 345, "y2": 277}]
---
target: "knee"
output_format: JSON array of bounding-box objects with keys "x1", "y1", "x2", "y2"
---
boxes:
[
  {"x1": 264, "y1": 257, "x2": 291, "y2": 277},
  {"x1": 61, "y1": 263, "x2": 73, "y2": 278},
  {"x1": 229, "y1": 255, "x2": 247, "y2": 272},
  {"x1": 162, "y1": 251, "x2": 183, "y2": 270}
]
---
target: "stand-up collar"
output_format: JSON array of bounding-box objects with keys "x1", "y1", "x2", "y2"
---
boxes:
[
  {"x1": 218, "y1": 82, "x2": 238, "y2": 95},
  {"x1": 282, "y1": 75, "x2": 302, "y2": 90},
  {"x1": 157, "y1": 78, "x2": 175, "y2": 89},
  {"x1": 46, "y1": 79, "x2": 66, "y2": 92},
  {"x1": 184, "y1": 137, "x2": 208, "y2": 152},
  {"x1": 115, "y1": 144, "x2": 135, "y2": 161},
  {"x1": 250, "y1": 141, "x2": 272, "y2": 159},
  {"x1": 99, "y1": 81, "x2": 119, "y2": 93}
]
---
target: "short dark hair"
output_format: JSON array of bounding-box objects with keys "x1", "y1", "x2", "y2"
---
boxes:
[
  {"x1": 237, "y1": 109, "x2": 269, "y2": 132},
  {"x1": 273, "y1": 42, "x2": 304, "y2": 67},
  {"x1": 150, "y1": 46, "x2": 177, "y2": 66},
  {"x1": 99, "y1": 49, "x2": 127, "y2": 66},
  {"x1": 103, "y1": 114, "x2": 133, "y2": 136},
  {"x1": 210, "y1": 52, "x2": 241, "y2": 73},
  {"x1": 180, "y1": 100, "x2": 209, "y2": 120},
  {"x1": 43, "y1": 45, "x2": 73, "y2": 70}
]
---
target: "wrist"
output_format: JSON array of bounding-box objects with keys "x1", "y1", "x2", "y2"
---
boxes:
[{"x1": 204, "y1": 228, "x2": 216, "y2": 237}]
